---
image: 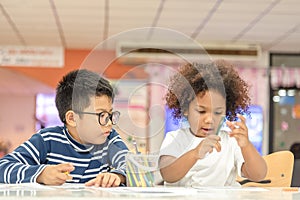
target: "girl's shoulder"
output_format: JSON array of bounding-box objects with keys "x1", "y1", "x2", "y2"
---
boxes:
[
  {"x1": 165, "y1": 128, "x2": 199, "y2": 145},
  {"x1": 165, "y1": 128, "x2": 190, "y2": 137}
]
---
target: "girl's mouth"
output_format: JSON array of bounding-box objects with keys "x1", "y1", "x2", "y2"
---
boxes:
[{"x1": 202, "y1": 127, "x2": 214, "y2": 134}]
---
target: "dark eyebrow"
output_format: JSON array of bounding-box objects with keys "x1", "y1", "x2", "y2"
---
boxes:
[
  {"x1": 195, "y1": 106, "x2": 225, "y2": 110},
  {"x1": 195, "y1": 105, "x2": 206, "y2": 109},
  {"x1": 95, "y1": 108, "x2": 113, "y2": 112}
]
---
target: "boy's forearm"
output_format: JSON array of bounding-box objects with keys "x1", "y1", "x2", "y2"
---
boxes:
[{"x1": 0, "y1": 159, "x2": 45, "y2": 184}]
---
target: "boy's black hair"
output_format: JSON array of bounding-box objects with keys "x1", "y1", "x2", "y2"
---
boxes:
[{"x1": 55, "y1": 69, "x2": 114, "y2": 123}]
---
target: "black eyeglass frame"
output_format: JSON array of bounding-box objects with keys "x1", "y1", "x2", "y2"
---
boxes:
[{"x1": 74, "y1": 110, "x2": 120, "y2": 126}]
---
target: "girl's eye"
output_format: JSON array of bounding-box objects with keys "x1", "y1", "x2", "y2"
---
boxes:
[{"x1": 215, "y1": 111, "x2": 223, "y2": 115}]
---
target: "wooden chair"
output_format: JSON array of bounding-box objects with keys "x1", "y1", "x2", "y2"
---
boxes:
[
  {"x1": 291, "y1": 159, "x2": 300, "y2": 186},
  {"x1": 238, "y1": 150, "x2": 294, "y2": 187}
]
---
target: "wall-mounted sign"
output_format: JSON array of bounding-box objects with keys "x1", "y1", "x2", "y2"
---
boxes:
[{"x1": 0, "y1": 46, "x2": 64, "y2": 67}]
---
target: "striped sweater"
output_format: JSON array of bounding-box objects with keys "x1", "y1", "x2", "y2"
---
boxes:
[{"x1": 0, "y1": 126, "x2": 128, "y2": 184}]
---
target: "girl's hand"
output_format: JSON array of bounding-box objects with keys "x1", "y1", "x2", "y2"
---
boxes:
[
  {"x1": 195, "y1": 135, "x2": 221, "y2": 159},
  {"x1": 226, "y1": 114, "x2": 250, "y2": 148}
]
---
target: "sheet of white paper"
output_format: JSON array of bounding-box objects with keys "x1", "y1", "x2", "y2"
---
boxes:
[
  {"x1": 50, "y1": 183, "x2": 87, "y2": 189},
  {"x1": 192, "y1": 186, "x2": 269, "y2": 192},
  {"x1": 0, "y1": 183, "x2": 55, "y2": 190},
  {"x1": 96, "y1": 186, "x2": 199, "y2": 196}
]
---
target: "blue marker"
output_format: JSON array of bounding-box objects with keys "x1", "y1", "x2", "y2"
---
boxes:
[{"x1": 216, "y1": 116, "x2": 226, "y2": 136}]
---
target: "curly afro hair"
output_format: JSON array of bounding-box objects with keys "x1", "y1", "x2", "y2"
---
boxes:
[{"x1": 165, "y1": 60, "x2": 251, "y2": 121}]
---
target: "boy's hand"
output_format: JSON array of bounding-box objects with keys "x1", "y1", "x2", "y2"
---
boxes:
[
  {"x1": 195, "y1": 135, "x2": 221, "y2": 159},
  {"x1": 36, "y1": 163, "x2": 74, "y2": 185},
  {"x1": 226, "y1": 114, "x2": 250, "y2": 148},
  {"x1": 85, "y1": 172, "x2": 123, "y2": 187}
]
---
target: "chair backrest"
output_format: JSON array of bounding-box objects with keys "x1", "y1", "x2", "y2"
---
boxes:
[
  {"x1": 290, "y1": 143, "x2": 300, "y2": 159},
  {"x1": 291, "y1": 159, "x2": 300, "y2": 187},
  {"x1": 239, "y1": 150, "x2": 294, "y2": 187}
]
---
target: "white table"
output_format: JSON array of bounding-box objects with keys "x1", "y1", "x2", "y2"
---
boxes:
[{"x1": 0, "y1": 183, "x2": 299, "y2": 200}]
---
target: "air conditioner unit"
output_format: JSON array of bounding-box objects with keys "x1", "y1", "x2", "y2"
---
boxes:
[{"x1": 116, "y1": 41, "x2": 261, "y2": 65}]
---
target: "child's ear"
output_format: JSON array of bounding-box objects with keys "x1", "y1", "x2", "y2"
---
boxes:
[{"x1": 65, "y1": 110, "x2": 77, "y2": 127}]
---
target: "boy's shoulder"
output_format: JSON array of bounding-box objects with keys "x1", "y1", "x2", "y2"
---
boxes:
[
  {"x1": 37, "y1": 125, "x2": 65, "y2": 136},
  {"x1": 107, "y1": 129, "x2": 121, "y2": 140}
]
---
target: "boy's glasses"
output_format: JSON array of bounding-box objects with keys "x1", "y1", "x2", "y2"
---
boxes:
[{"x1": 75, "y1": 111, "x2": 120, "y2": 126}]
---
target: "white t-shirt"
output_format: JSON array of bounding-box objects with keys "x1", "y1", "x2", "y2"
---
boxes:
[{"x1": 159, "y1": 128, "x2": 244, "y2": 187}]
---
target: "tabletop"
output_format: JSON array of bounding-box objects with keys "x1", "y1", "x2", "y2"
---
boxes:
[{"x1": 0, "y1": 183, "x2": 299, "y2": 200}]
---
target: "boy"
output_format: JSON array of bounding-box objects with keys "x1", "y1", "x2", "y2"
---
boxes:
[{"x1": 0, "y1": 69, "x2": 128, "y2": 187}]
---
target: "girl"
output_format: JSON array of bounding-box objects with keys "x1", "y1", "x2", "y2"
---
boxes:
[{"x1": 159, "y1": 60, "x2": 267, "y2": 187}]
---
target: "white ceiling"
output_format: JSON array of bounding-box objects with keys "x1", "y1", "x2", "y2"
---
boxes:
[
  {"x1": 1, "y1": 0, "x2": 300, "y2": 52},
  {"x1": 1, "y1": 0, "x2": 300, "y2": 94}
]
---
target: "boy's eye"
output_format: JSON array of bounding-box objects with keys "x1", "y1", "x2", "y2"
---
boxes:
[{"x1": 196, "y1": 110, "x2": 205, "y2": 114}]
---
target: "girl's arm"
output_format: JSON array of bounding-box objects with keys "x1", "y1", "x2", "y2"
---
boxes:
[
  {"x1": 241, "y1": 143, "x2": 267, "y2": 181},
  {"x1": 226, "y1": 114, "x2": 267, "y2": 181},
  {"x1": 160, "y1": 135, "x2": 221, "y2": 183},
  {"x1": 159, "y1": 149, "x2": 198, "y2": 183}
]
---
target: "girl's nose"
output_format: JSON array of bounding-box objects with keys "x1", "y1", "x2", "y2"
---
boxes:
[{"x1": 204, "y1": 114, "x2": 213, "y2": 124}]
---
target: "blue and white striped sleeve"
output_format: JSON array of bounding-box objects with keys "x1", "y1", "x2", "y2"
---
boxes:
[
  {"x1": 0, "y1": 133, "x2": 48, "y2": 183},
  {"x1": 108, "y1": 130, "x2": 128, "y2": 177}
]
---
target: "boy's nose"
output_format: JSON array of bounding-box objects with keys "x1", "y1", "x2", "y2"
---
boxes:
[{"x1": 102, "y1": 117, "x2": 113, "y2": 127}]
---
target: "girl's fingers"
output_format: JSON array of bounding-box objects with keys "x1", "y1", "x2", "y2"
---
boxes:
[
  {"x1": 215, "y1": 142, "x2": 221, "y2": 152},
  {"x1": 237, "y1": 114, "x2": 246, "y2": 122}
]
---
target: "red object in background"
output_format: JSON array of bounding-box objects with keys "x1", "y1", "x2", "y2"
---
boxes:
[{"x1": 293, "y1": 104, "x2": 300, "y2": 119}]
